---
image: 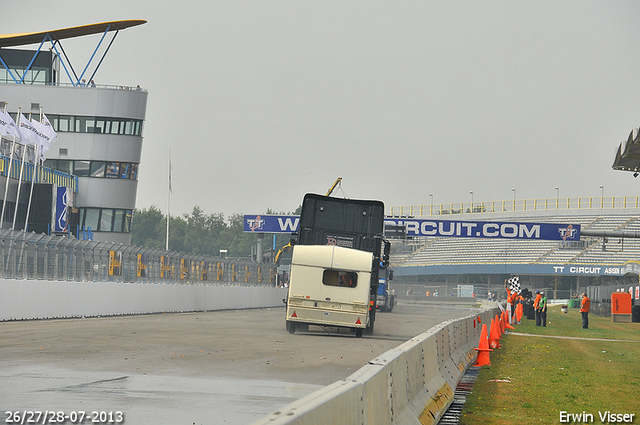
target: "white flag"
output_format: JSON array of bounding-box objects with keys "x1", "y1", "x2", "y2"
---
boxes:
[
  {"x1": 18, "y1": 113, "x2": 39, "y2": 146},
  {"x1": 30, "y1": 118, "x2": 56, "y2": 160},
  {"x1": 0, "y1": 110, "x2": 21, "y2": 140},
  {"x1": 41, "y1": 114, "x2": 58, "y2": 144}
]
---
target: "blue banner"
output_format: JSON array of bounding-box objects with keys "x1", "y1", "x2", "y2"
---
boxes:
[
  {"x1": 55, "y1": 187, "x2": 69, "y2": 232},
  {"x1": 244, "y1": 215, "x2": 300, "y2": 233},
  {"x1": 384, "y1": 218, "x2": 580, "y2": 241},
  {"x1": 244, "y1": 214, "x2": 581, "y2": 241}
]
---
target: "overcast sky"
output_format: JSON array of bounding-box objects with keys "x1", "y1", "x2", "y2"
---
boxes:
[{"x1": 5, "y1": 1, "x2": 640, "y2": 218}]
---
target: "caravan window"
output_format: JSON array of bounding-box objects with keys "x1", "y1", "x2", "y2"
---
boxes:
[{"x1": 322, "y1": 270, "x2": 358, "y2": 288}]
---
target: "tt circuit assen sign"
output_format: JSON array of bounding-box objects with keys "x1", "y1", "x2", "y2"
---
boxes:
[
  {"x1": 244, "y1": 215, "x2": 581, "y2": 242},
  {"x1": 385, "y1": 218, "x2": 580, "y2": 241}
]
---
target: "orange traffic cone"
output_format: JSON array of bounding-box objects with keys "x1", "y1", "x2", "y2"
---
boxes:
[
  {"x1": 474, "y1": 323, "x2": 492, "y2": 366},
  {"x1": 499, "y1": 311, "x2": 506, "y2": 334},
  {"x1": 503, "y1": 310, "x2": 515, "y2": 330},
  {"x1": 489, "y1": 318, "x2": 501, "y2": 349},
  {"x1": 495, "y1": 314, "x2": 503, "y2": 338}
]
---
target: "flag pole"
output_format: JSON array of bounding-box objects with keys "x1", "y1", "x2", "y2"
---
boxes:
[
  {"x1": 24, "y1": 143, "x2": 39, "y2": 232},
  {"x1": 166, "y1": 149, "x2": 171, "y2": 250},
  {"x1": 0, "y1": 105, "x2": 18, "y2": 229},
  {"x1": 11, "y1": 110, "x2": 26, "y2": 230}
]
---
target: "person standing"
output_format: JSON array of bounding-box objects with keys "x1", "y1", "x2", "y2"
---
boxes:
[
  {"x1": 534, "y1": 290, "x2": 542, "y2": 326},
  {"x1": 580, "y1": 292, "x2": 590, "y2": 329},
  {"x1": 539, "y1": 291, "x2": 548, "y2": 327},
  {"x1": 504, "y1": 279, "x2": 515, "y2": 324}
]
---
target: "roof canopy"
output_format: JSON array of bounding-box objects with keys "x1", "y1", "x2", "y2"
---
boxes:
[
  {"x1": 0, "y1": 20, "x2": 146, "y2": 48},
  {"x1": 0, "y1": 20, "x2": 146, "y2": 87}
]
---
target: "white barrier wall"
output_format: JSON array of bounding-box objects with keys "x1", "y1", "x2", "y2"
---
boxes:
[
  {"x1": 251, "y1": 305, "x2": 500, "y2": 425},
  {"x1": 0, "y1": 279, "x2": 288, "y2": 321}
]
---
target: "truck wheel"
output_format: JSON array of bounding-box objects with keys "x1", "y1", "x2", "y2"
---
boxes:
[
  {"x1": 355, "y1": 328, "x2": 363, "y2": 338},
  {"x1": 286, "y1": 321, "x2": 296, "y2": 334}
]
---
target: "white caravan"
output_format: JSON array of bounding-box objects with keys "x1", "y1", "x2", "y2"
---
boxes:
[{"x1": 285, "y1": 244, "x2": 373, "y2": 338}]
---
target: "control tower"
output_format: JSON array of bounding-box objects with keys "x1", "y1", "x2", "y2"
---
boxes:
[{"x1": 0, "y1": 20, "x2": 148, "y2": 243}]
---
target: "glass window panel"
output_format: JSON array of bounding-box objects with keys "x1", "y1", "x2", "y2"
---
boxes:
[
  {"x1": 73, "y1": 160, "x2": 90, "y2": 177},
  {"x1": 100, "y1": 209, "x2": 113, "y2": 231},
  {"x1": 119, "y1": 163, "x2": 129, "y2": 179},
  {"x1": 85, "y1": 118, "x2": 99, "y2": 133},
  {"x1": 113, "y1": 210, "x2": 125, "y2": 233},
  {"x1": 74, "y1": 116, "x2": 84, "y2": 132},
  {"x1": 110, "y1": 121, "x2": 120, "y2": 135},
  {"x1": 90, "y1": 161, "x2": 105, "y2": 177},
  {"x1": 57, "y1": 116, "x2": 72, "y2": 132},
  {"x1": 129, "y1": 163, "x2": 138, "y2": 180},
  {"x1": 322, "y1": 270, "x2": 358, "y2": 288},
  {"x1": 105, "y1": 162, "x2": 119, "y2": 178},
  {"x1": 124, "y1": 210, "x2": 132, "y2": 233},
  {"x1": 94, "y1": 118, "x2": 106, "y2": 134},
  {"x1": 83, "y1": 208, "x2": 100, "y2": 231},
  {"x1": 124, "y1": 121, "x2": 132, "y2": 135},
  {"x1": 56, "y1": 160, "x2": 72, "y2": 175},
  {"x1": 43, "y1": 159, "x2": 57, "y2": 170}
]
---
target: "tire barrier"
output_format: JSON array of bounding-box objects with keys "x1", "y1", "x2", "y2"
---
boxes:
[{"x1": 251, "y1": 305, "x2": 500, "y2": 425}]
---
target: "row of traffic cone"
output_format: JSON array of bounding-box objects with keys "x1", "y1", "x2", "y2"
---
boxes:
[{"x1": 473, "y1": 310, "x2": 517, "y2": 367}]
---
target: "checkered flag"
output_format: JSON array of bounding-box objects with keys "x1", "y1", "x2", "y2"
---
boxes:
[{"x1": 508, "y1": 276, "x2": 521, "y2": 294}]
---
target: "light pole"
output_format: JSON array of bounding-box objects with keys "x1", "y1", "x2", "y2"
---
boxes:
[
  {"x1": 512, "y1": 188, "x2": 516, "y2": 211},
  {"x1": 555, "y1": 186, "x2": 559, "y2": 209},
  {"x1": 600, "y1": 185, "x2": 604, "y2": 208},
  {"x1": 429, "y1": 193, "x2": 433, "y2": 215},
  {"x1": 470, "y1": 191, "x2": 473, "y2": 212}
]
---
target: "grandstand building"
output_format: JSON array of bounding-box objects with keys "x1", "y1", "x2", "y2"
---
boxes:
[
  {"x1": 388, "y1": 198, "x2": 640, "y2": 299},
  {"x1": 0, "y1": 21, "x2": 147, "y2": 244}
]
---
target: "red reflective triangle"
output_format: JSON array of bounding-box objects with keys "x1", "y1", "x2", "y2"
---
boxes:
[
  {"x1": 355, "y1": 318, "x2": 361, "y2": 325},
  {"x1": 291, "y1": 311, "x2": 297, "y2": 318}
]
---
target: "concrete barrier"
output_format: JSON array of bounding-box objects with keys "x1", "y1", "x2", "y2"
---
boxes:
[
  {"x1": 0, "y1": 278, "x2": 288, "y2": 321},
  {"x1": 252, "y1": 303, "x2": 500, "y2": 425}
]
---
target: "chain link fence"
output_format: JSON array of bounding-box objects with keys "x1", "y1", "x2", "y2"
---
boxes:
[{"x1": 0, "y1": 229, "x2": 277, "y2": 286}]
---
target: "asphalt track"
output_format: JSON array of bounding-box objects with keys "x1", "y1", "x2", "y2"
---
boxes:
[{"x1": 0, "y1": 299, "x2": 482, "y2": 425}]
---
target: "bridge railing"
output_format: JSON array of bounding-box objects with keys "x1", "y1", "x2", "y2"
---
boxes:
[
  {"x1": 389, "y1": 196, "x2": 640, "y2": 217},
  {"x1": 0, "y1": 229, "x2": 276, "y2": 286}
]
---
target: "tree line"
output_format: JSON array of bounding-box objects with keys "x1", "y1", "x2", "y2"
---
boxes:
[{"x1": 131, "y1": 205, "x2": 300, "y2": 260}]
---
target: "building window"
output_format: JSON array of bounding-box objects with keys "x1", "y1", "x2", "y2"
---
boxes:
[
  {"x1": 74, "y1": 160, "x2": 90, "y2": 177},
  {"x1": 78, "y1": 208, "x2": 132, "y2": 233},
  {"x1": 100, "y1": 209, "x2": 113, "y2": 231},
  {"x1": 83, "y1": 208, "x2": 100, "y2": 231},
  {"x1": 90, "y1": 161, "x2": 106, "y2": 177},
  {"x1": 46, "y1": 114, "x2": 143, "y2": 136},
  {"x1": 44, "y1": 159, "x2": 139, "y2": 180},
  {"x1": 105, "y1": 162, "x2": 119, "y2": 178}
]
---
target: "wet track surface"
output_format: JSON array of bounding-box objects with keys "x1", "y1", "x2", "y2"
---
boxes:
[{"x1": 0, "y1": 300, "x2": 482, "y2": 424}]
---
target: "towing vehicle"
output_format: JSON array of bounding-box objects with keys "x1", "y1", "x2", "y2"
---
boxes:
[{"x1": 375, "y1": 267, "x2": 396, "y2": 312}]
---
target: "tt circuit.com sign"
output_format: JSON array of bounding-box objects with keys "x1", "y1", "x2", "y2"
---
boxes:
[
  {"x1": 244, "y1": 215, "x2": 581, "y2": 242},
  {"x1": 384, "y1": 218, "x2": 580, "y2": 241}
]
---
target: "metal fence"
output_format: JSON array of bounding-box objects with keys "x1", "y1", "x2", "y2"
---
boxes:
[
  {"x1": 389, "y1": 196, "x2": 640, "y2": 217},
  {"x1": 0, "y1": 229, "x2": 277, "y2": 286}
]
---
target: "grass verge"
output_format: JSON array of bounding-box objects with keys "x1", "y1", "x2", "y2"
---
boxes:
[{"x1": 460, "y1": 305, "x2": 640, "y2": 424}]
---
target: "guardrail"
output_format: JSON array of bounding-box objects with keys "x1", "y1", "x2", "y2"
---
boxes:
[
  {"x1": 390, "y1": 196, "x2": 640, "y2": 217},
  {"x1": 0, "y1": 229, "x2": 276, "y2": 286},
  {"x1": 251, "y1": 302, "x2": 500, "y2": 425}
]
